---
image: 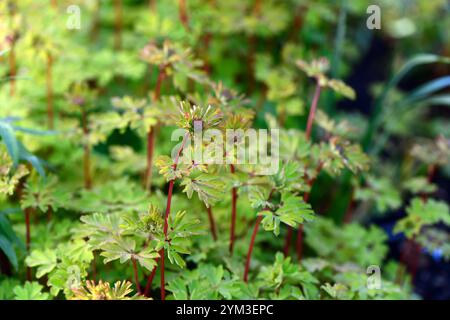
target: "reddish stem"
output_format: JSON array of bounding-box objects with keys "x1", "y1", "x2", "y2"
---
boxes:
[
  {"x1": 291, "y1": 83, "x2": 322, "y2": 261},
  {"x1": 289, "y1": 6, "x2": 307, "y2": 41},
  {"x1": 343, "y1": 189, "x2": 355, "y2": 224},
  {"x1": 131, "y1": 257, "x2": 141, "y2": 294},
  {"x1": 305, "y1": 82, "x2": 322, "y2": 140},
  {"x1": 243, "y1": 215, "x2": 263, "y2": 282},
  {"x1": 396, "y1": 238, "x2": 416, "y2": 285},
  {"x1": 427, "y1": 164, "x2": 436, "y2": 183},
  {"x1": 253, "y1": 0, "x2": 262, "y2": 15},
  {"x1": 292, "y1": 166, "x2": 322, "y2": 261},
  {"x1": 294, "y1": 178, "x2": 317, "y2": 261},
  {"x1": 144, "y1": 128, "x2": 155, "y2": 191},
  {"x1": 206, "y1": 206, "x2": 217, "y2": 241},
  {"x1": 160, "y1": 133, "x2": 189, "y2": 300},
  {"x1": 90, "y1": 0, "x2": 101, "y2": 42},
  {"x1": 149, "y1": 0, "x2": 156, "y2": 11},
  {"x1": 153, "y1": 67, "x2": 166, "y2": 101},
  {"x1": 421, "y1": 164, "x2": 437, "y2": 202},
  {"x1": 243, "y1": 189, "x2": 275, "y2": 282},
  {"x1": 51, "y1": 0, "x2": 57, "y2": 7},
  {"x1": 202, "y1": 33, "x2": 212, "y2": 74},
  {"x1": 296, "y1": 187, "x2": 311, "y2": 262},
  {"x1": 178, "y1": 0, "x2": 189, "y2": 30},
  {"x1": 47, "y1": 207, "x2": 52, "y2": 221},
  {"x1": 143, "y1": 67, "x2": 166, "y2": 190},
  {"x1": 229, "y1": 164, "x2": 238, "y2": 254},
  {"x1": 283, "y1": 227, "x2": 293, "y2": 256},
  {"x1": 114, "y1": 0, "x2": 122, "y2": 50},
  {"x1": 295, "y1": 188, "x2": 315, "y2": 261},
  {"x1": 159, "y1": 248, "x2": 165, "y2": 300},
  {"x1": 144, "y1": 260, "x2": 159, "y2": 297},
  {"x1": 46, "y1": 53, "x2": 54, "y2": 130}
]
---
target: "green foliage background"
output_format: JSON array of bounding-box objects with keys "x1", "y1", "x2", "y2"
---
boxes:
[{"x1": 0, "y1": 0, "x2": 449, "y2": 300}]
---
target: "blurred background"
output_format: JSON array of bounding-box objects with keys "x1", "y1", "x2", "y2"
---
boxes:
[{"x1": 1, "y1": 0, "x2": 450, "y2": 299}]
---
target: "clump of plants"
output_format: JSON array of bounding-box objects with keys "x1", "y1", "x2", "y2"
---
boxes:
[{"x1": 1, "y1": 0, "x2": 449, "y2": 301}]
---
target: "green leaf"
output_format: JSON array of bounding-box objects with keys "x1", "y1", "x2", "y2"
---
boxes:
[
  {"x1": 259, "y1": 193, "x2": 314, "y2": 236},
  {"x1": 364, "y1": 54, "x2": 450, "y2": 150},
  {"x1": 100, "y1": 239, "x2": 135, "y2": 265},
  {"x1": 13, "y1": 282, "x2": 50, "y2": 300},
  {"x1": 0, "y1": 121, "x2": 19, "y2": 167},
  {"x1": 181, "y1": 175, "x2": 224, "y2": 207},
  {"x1": 305, "y1": 217, "x2": 388, "y2": 266},
  {"x1": 401, "y1": 76, "x2": 450, "y2": 105},
  {"x1": 134, "y1": 248, "x2": 159, "y2": 272},
  {"x1": 402, "y1": 177, "x2": 437, "y2": 194},
  {"x1": 248, "y1": 186, "x2": 273, "y2": 210},
  {"x1": 276, "y1": 193, "x2": 315, "y2": 226},
  {"x1": 394, "y1": 198, "x2": 450, "y2": 238},
  {"x1": 155, "y1": 155, "x2": 183, "y2": 181},
  {"x1": 25, "y1": 249, "x2": 58, "y2": 278},
  {"x1": 355, "y1": 176, "x2": 401, "y2": 213}
]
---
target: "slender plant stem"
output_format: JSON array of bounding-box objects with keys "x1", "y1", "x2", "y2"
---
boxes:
[
  {"x1": 25, "y1": 208, "x2": 32, "y2": 281},
  {"x1": 206, "y1": 206, "x2": 217, "y2": 241},
  {"x1": 144, "y1": 259, "x2": 159, "y2": 297},
  {"x1": 51, "y1": 0, "x2": 57, "y2": 8},
  {"x1": 229, "y1": 164, "x2": 237, "y2": 254},
  {"x1": 178, "y1": 0, "x2": 189, "y2": 30},
  {"x1": 90, "y1": 0, "x2": 101, "y2": 42},
  {"x1": 46, "y1": 53, "x2": 54, "y2": 130},
  {"x1": 131, "y1": 257, "x2": 141, "y2": 294},
  {"x1": 289, "y1": 5, "x2": 306, "y2": 41},
  {"x1": 253, "y1": 0, "x2": 262, "y2": 15},
  {"x1": 396, "y1": 237, "x2": 416, "y2": 285},
  {"x1": 159, "y1": 248, "x2": 165, "y2": 300},
  {"x1": 113, "y1": 0, "x2": 122, "y2": 50},
  {"x1": 149, "y1": 0, "x2": 156, "y2": 11},
  {"x1": 143, "y1": 67, "x2": 166, "y2": 190},
  {"x1": 153, "y1": 66, "x2": 166, "y2": 101},
  {"x1": 147, "y1": 67, "x2": 171, "y2": 298},
  {"x1": 202, "y1": 33, "x2": 212, "y2": 74},
  {"x1": 305, "y1": 82, "x2": 322, "y2": 140},
  {"x1": 290, "y1": 82, "x2": 322, "y2": 261},
  {"x1": 295, "y1": 165, "x2": 322, "y2": 262},
  {"x1": 421, "y1": 163, "x2": 436, "y2": 202},
  {"x1": 243, "y1": 189, "x2": 275, "y2": 281},
  {"x1": 81, "y1": 109, "x2": 92, "y2": 189},
  {"x1": 243, "y1": 215, "x2": 263, "y2": 282},
  {"x1": 160, "y1": 133, "x2": 189, "y2": 300},
  {"x1": 144, "y1": 128, "x2": 155, "y2": 191},
  {"x1": 47, "y1": 207, "x2": 52, "y2": 221},
  {"x1": 343, "y1": 188, "x2": 355, "y2": 224},
  {"x1": 283, "y1": 227, "x2": 293, "y2": 256},
  {"x1": 295, "y1": 190, "x2": 310, "y2": 261}
]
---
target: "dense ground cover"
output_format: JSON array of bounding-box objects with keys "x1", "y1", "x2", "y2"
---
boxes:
[{"x1": 1, "y1": 0, "x2": 450, "y2": 300}]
